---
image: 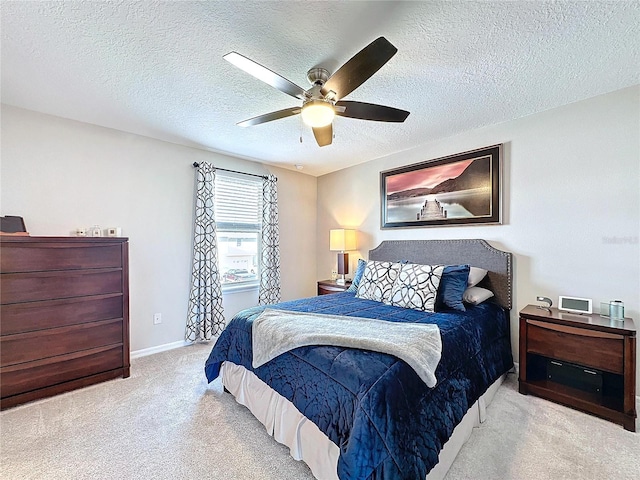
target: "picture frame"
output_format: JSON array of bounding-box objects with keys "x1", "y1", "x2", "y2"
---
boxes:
[{"x1": 380, "y1": 144, "x2": 502, "y2": 228}]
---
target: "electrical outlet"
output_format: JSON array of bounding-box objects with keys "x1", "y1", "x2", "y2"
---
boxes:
[
  {"x1": 331, "y1": 270, "x2": 337, "y2": 280},
  {"x1": 153, "y1": 313, "x2": 162, "y2": 325}
]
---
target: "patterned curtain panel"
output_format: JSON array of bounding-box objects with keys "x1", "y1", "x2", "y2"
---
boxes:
[
  {"x1": 258, "y1": 174, "x2": 281, "y2": 305},
  {"x1": 185, "y1": 162, "x2": 225, "y2": 342}
]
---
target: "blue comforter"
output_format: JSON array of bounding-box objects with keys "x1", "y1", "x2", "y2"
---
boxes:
[{"x1": 205, "y1": 293, "x2": 513, "y2": 479}]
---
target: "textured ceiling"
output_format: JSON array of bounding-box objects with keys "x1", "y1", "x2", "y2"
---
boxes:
[{"x1": 2, "y1": 1, "x2": 638, "y2": 176}]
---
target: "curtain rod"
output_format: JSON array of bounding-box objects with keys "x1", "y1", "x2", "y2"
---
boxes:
[{"x1": 192, "y1": 162, "x2": 270, "y2": 180}]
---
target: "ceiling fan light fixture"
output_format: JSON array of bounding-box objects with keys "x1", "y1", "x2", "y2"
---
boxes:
[{"x1": 301, "y1": 100, "x2": 335, "y2": 128}]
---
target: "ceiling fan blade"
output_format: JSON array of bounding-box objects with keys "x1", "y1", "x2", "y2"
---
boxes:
[
  {"x1": 312, "y1": 124, "x2": 333, "y2": 147},
  {"x1": 335, "y1": 101, "x2": 410, "y2": 122},
  {"x1": 224, "y1": 52, "x2": 307, "y2": 100},
  {"x1": 321, "y1": 37, "x2": 397, "y2": 100},
  {"x1": 237, "y1": 107, "x2": 301, "y2": 127}
]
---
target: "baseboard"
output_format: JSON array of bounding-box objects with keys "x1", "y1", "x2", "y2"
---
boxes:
[{"x1": 130, "y1": 340, "x2": 188, "y2": 359}]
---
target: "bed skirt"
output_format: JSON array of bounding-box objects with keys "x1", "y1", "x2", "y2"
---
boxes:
[{"x1": 221, "y1": 361, "x2": 506, "y2": 480}]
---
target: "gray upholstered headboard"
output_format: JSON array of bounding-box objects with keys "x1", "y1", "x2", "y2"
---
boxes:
[{"x1": 368, "y1": 239, "x2": 513, "y2": 310}]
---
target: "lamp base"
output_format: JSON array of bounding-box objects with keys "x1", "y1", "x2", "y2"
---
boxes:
[
  {"x1": 336, "y1": 277, "x2": 346, "y2": 286},
  {"x1": 336, "y1": 252, "x2": 349, "y2": 278}
]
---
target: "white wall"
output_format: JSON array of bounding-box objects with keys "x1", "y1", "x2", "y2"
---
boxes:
[
  {"x1": 317, "y1": 86, "x2": 640, "y2": 385},
  {"x1": 1, "y1": 105, "x2": 317, "y2": 352}
]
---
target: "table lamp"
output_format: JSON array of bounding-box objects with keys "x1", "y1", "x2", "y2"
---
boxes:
[{"x1": 330, "y1": 229, "x2": 357, "y2": 285}]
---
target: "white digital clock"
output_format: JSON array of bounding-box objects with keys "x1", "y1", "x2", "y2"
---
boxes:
[{"x1": 558, "y1": 296, "x2": 593, "y2": 314}]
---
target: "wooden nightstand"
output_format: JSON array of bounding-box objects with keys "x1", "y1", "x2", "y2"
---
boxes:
[
  {"x1": 519, "y1": 305, "x2": 636, "y2": 431},
  {"x1": 317, "y1": 279, "x2": 352, "y2": 296}
]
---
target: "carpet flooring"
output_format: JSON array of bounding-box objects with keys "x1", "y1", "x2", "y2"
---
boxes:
[{"x1": 1, "y1": 343, "x2": 638, "y2": 479}]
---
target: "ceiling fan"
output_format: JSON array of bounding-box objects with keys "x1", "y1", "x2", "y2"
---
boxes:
[{"x1": 223, "y1": 36, "x2": 410, "y2": 147}]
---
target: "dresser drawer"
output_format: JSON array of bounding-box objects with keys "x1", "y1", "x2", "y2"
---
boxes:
[
  {"x1": 0, "y1": 244, "x2": 123, "y2": 273},
  {"x1": 1, "y1": 318, "x2": 123, "y2": 366},
  {"x1": 527, "y1": 319, "x2": 624, "y2": 374},
  {"x1": 0, "y1": 294, "x2": 123, "y2": 335},
  {"x1": 0, "y1": 345, "x2": 124, "y2": 398},
  {"x1": 1, "y1": 269, "x2": 122, "y2": 304}
]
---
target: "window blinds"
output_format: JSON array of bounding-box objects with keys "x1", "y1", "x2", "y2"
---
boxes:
[{"x1": 214, "y1": 173, "x2": 262, "y2": 230}]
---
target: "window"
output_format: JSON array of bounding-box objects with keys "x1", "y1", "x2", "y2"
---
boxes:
[{"x1": 214, "y1": 172, "x2": 262, "y2": 289}]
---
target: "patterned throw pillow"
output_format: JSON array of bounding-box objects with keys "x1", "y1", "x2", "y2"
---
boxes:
[
  {"x1": 388, "y1": 263, "x2": 445, "y2": 312},
  {"x1": 355, "y1": 260, "x2": 401, "y2": 303}
]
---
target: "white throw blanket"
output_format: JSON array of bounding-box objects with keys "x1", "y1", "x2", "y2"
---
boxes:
[{"x1": 252, "y1": 309, "x2": 442, "y2": 388}]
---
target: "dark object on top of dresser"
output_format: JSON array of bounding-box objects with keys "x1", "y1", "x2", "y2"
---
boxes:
[{"x1": 0, "y1": 216, "x2": 27, "y2": 234}]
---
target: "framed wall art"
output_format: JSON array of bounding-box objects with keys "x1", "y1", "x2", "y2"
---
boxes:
[{"x1": 381, "y1": 144, "x2": 502, "y2": 228}]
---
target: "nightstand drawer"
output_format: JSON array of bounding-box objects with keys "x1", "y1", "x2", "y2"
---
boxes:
[
  {"x1": 527, "y1": 319, "x2": 624, "y2": 374},
  {"x1": 317, "y1": 280, "x2": 351, "y2": 296},
  {"x1": 319, "y1": 285, "x2": 346, "y2": 295}
]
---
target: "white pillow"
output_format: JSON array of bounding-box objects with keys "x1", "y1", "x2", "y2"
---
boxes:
[
  {"x1": 467, "y1": 267, "x2": 488, "y2": 287},
  {"x1": 463, "y1": 286, "x2": 494, "y2": 305},
  {"x1": 388, "y1": 263, "x2": 444, "y2": 312},
  {"x1": 356, "y1": 260, "x2": 401, "y2": 303}
]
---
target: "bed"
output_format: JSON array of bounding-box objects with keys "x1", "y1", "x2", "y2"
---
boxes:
[{"x1": 205, "y1": 239, "x2": 513, "y2": 479}]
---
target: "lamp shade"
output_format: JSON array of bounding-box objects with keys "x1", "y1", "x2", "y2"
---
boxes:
[{"x1": 330, "y1": 229, "x2": 357, "y2": 251}]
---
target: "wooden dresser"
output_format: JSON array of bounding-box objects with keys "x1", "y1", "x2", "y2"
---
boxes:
[{"x1": 1, "y1": 236, "x2": 130, "y2": 409}]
